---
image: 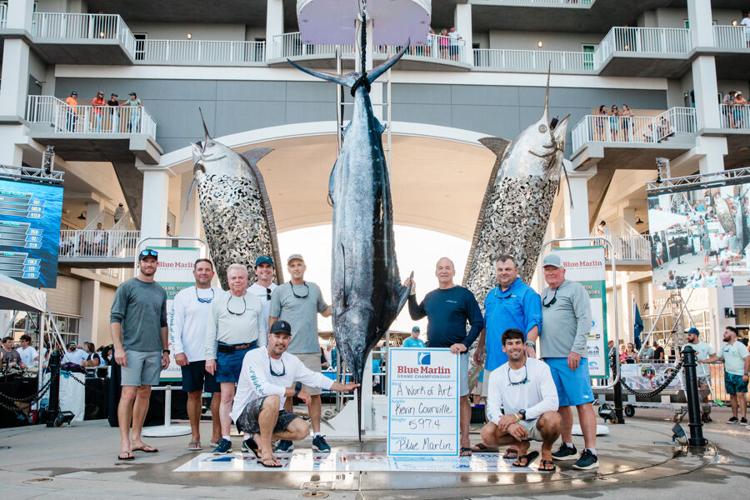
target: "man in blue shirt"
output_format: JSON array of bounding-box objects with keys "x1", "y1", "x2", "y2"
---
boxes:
[
  {"x1": 403, "y1": 326, "x2": 426, "y2": 348},
  {"x1": 406, "y1": 257, "x2": 484, "y2": 456}
]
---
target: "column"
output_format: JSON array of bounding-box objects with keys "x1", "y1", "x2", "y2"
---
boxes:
[
  {"x1": 563, "y1": 169, "x2": 595, "y2": 241},
  {"x1": 454, "y1": 3, "x2": 473, "y2": 65},
  {"x1": 178, "y1": 172, "x2": 202, "y2": 244},
  {"x1": 6, "y1": 0, "x2": 34, "y2": 30},
  {"x1": 85, "y1": 201, "x2": 104, "y2": 227},
  {"x1": 79, "y1": 280, "x2": 101, "y2": 344},
  {"x1": 687, "y1": 0, "x2": 714, "y2": 48},
  {"x1": 139, "y1": 168, "x2": 170, "y2": 241},
  {"x1": 266, "y1": 0, "x2": 284, "y2": 60}
]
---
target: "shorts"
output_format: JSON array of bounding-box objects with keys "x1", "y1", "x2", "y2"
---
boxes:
[
  {"x1": 725, "y1": 372, "x2": 749, "y2": 395},
  {"x1": 519, "y1": 418, "x2": 544, "y2": 442},
  {"x1": 216, "y1": 347, "x2": 252, "y2": 384},
  {"x1": 296, "y1": 353, "x2": 322, "y2": 396},
  {"x1": 458, "y1": 352, "x2": 469, "y2": 397},
  {"x1": 481, "y1": 368, "x2": 494, "y2": 398},
  {"x1": 235, "y1": 396, "x2": 299, "y2": 435},
  {"x1": 121, "y1": 350, "x2": 161, "y2": 386},
  {"x1": 544, "y1": 357, "x2": 594, "y2": 407},
  {"x1": 181, "y1": 360, "x2": 220, "y2": 393}
]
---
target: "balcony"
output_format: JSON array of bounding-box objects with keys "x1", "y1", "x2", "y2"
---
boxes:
[
  {"x1": 473, "y1": 49, "x2": 595, "y2": 74},
  {"x1": 594, "y1": 27, "x2": 692, "y2": 78},
  {"x1": 58, "y1": 229, "x2": 140, "y2": 267},
  {"x1": 712, "y1": 25, "x2": 750, "y2": 80},
  {"x1": 137, "y1": 39, "x2": 266, "y2": 66},
  {"x1": 25, "y1": 96, "x2": 160, "y2": 164},
  {"x1": 571, "y1": 107, "x2": 697, "y2": 170},
  {"x1": 29, "y1": 12, "x2": 136, "y2": 64},
  {"x1": 0, "y1": 3, "x2": 6, "y2": 29},
  {"x1": 718, "y1": 104, "x2": 750, "y2": 168},
  {"x1": 473, "y1": 0, "x2": 594, "y2": 7}
]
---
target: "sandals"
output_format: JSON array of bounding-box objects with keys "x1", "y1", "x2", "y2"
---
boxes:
[
  {"x1": 538, "y1": 459, "x2": 556, "y2": 472},
  {"x1": 460, "y1": 447, "x2": 473, "y2": 457},
  {"x1": 187, "y1": 441, "x2": 202, "y2": 451},
  {"x1": 259, "y1": 457, "x2": 282, "y2": 468},
  {"x1": 132, "y1": 445, "x2": 159, "y2": 453},
  {"x1": 117, "y1": 451, "x2": 135, "y2": 461},
  {"x1": 512, "y1": 450, "x2": 539, "y2": 468},
  {"x1": 502, "y1": 448, "x2": 519, "y2": 460},
  {"x1": 471, "y1": 443, "x2": 499, "y2": 453}
]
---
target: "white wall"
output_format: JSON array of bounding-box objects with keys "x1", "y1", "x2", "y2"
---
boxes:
[
  {"x1": 488, "y1": 30, "x2": 601, "y2": 51},
  {"x1": 126, "y1": 22, "x2": 246, "y2": 41}
]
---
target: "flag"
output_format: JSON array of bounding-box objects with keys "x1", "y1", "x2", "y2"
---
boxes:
[{"x1": 633, "y1": 301, "x2": 644, "y2": 349}]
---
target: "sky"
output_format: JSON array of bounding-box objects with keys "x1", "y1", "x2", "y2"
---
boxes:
[{"x1": 277, "y1": 224, "x2": 470, "y2": 336}]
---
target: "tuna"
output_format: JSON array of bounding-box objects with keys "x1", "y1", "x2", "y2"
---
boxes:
[
  {"x1": 463, "y1": 72, "x2": 570, "y2": 307},
  {"x1": 190, "y1": 116, "x2": 284, "y2": 288},
  {"x1": 289, "y1": 9, "x2": 411, "y2": 438}
]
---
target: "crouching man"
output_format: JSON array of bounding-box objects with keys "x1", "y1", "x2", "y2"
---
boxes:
[
  {"x1": 480, "y1": 328, "x2": 561, "y2": 471},
  {"x1": 230, "y1": 320, "x2": 359, "y2": 467}
]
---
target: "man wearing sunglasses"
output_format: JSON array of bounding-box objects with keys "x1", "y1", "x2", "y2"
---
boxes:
[
  {"x1": 539, "y1": 254, "x2": 597, "y2": 470},
  {"x1": 172, "y1": 258, "x2": 222, "y2": 450},
  {"x1": 481, "y1": 328, "x2": 560, "y2": 471},
  {"x1": 248, "y1": 255, "x2": 278, "y2": 348},
  {"x1": 205, "y1": 263, "x2": 265, "y2": 454},
  {"x1": 231, "y1": 320, "x2": 359, "y2": 467},
  {"x1": 269, "y1": 254, "x2": 332, "y2": 453},
  {"x1": 110, "y1": 248, "x2": 169, "y2": 461}
]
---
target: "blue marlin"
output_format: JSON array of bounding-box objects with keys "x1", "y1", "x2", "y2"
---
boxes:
[{"x1": 288, "y1": 10, "x2": 411, "y2": 437}]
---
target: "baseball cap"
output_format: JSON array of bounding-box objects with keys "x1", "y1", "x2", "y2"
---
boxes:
[
  {"x1": 542, "y1": 253, "x2": 564, "y2": 268},
  {"x1": 411, "y1": 326, "x2": 420, "y2": 333},
  {"x1": 138, "y1": 248, "x2": 159, "y2": 260},
  {"x1": 287, "y1": 253, "x2": 304, "y2": 264},
  {"x1": 270, "y1": 320, "x2": 292, "y2": 335},
  {"x1": 686, "y1": 327, "x2": 699, "y2": 336},
  {"x1": 255, "y1": 255, "x2": 274, "y2": 267},
  {"x1": 128, "y1": 91, "x2": 137, "y2": 96},
  {"x1": 71, "y1": 91, "x2": 78, "y2": 96}
]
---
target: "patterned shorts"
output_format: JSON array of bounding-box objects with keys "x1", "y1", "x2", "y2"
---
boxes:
[
  {"x1": 235, "y1": 396, "x2": 299, "y2": 435},
  {"x1": 725, "y1": 372, "x2": 749, "y2": 395}
]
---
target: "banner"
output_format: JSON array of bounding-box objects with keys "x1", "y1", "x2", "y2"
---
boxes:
[
  {"x1": 553, "y1": 247, "x2": 609, "y2": 378},
  {"x1": 148, "y1": 246, "x2": 201, "y2": 381},
  {"x1": 387, "y1": 348, "x2": 459, "y2": 457}
]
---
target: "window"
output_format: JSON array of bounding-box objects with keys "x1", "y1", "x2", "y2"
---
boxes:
[{"x1": 582, "y1": 44, "x2": 597, "y2": 71}]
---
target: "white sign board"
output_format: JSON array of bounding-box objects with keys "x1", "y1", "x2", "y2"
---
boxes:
[
  {"x1": 553, "y1": 247, "x2": 609, "y2": 378},
  {"x1": 387, "y1": 348, "x2": 459, "y2": 457}
]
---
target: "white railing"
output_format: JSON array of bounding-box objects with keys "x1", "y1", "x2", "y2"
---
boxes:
[
  {"x1": 479, "y1": 0, "x2": 593, "y2": 6},
  {"x1": 273, "y1": 32, "x2": 354, "y2": 59},
  {"x1": 31, "y1": 12, "x2": 136, "y2": 57},
  {"x1": 598, "y1": 233, "x2": 651, "y2": 262},
  {"x1": 720, "y1": 104, "x2": 750, "y2": 129},
  {"x1": 594, "y1": 27, "x2": 691, "y2": 66},
  {"x1": 399, "y1": 34, "x2": 466, "y2": 63},
  {"x1": 473, "y1": 48, "x2": 594, "y2": 73},
  {"x1": 140, "y1": 39, "x2": 266, "y2": 65},
  {"x1": 26, "y1": 95, "x2": 157, "y2": 138},
  {"x1": 0, "y1": 3, "x2": 7, "y2": 29},
  {"x1": 59, "y1": 230, "x2": 140, "y2": 260},
  {"x1": 571, "y1": 107, "x2": 696, "y2": 152},
  {"x1": 713, "y1": 25, "x2": 749, "y2": 50}
]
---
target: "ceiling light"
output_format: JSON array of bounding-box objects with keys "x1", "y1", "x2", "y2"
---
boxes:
[
  {"x1": 636, "y1": 217, "x2": 644, "y2": 225},
  {"x1": 536, "y1": 40, "x2": 543, "y2": 49},
  {"x1": 186, "y1": 33, "x2": 192, "y2": 39},
  {"x1": 77, "y1": 212, "x2": 86, "y2": 220}
]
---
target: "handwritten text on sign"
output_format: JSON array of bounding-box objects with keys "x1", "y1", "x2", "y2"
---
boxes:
[{"x1": 387, "y1": 348, "x2": 459, "y2": 457}]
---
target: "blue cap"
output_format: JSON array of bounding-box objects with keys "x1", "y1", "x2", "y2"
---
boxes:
[
  {"x1": 542, "y1": 253, "x2": 563, "y2": 268},
  {"x1": 255, "y1": 255, "x2": 274, "y2": 267},
  {"x1": 686, "y1": 327, "x2": 699, "y2": 335},
  {"x1": 270, "y1": 320, "x2": 292, "y2": 335}
]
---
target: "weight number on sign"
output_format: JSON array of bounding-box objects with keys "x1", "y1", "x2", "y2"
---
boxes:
[{"x1": 408, "y1": 418, "x2": 441, "y2": 431}]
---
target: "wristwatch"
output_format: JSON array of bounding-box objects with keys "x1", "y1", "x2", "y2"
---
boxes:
[
  {"x1": 517, "y1": 409, "x2": 527, "y2": 421},
  {"x1": 525, "y1": 340, "x2": 536, "y2": 348},
  {"x1": 162, "y1": 349, "x2": 171, "y2": 355},
  {"x1": 294, "y1": 382, "x2": 302, "y2": 396}
]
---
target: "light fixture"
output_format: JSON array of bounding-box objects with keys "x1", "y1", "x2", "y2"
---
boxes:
[
  {"x1": 623, "y1": 43, "x2": 630, "y2": 51},
  {"x1": 536, "y1": 40, "x2": 544, "y2": 49},
  {"x1": 186, "y1": 33, "x2": 192, "y2": 40},
  {"x1": 732, "y1": 20, "x2": 738, "y2": 26},
  {"x1": 99, "y1": 31, "x2": 105, "y2": 38},
  {"x1": 77, "y1": 212, "x2": 86, "y2": 220},
  {"x1": 636, "y1": 217, "x2": 644, "y2": 225}
]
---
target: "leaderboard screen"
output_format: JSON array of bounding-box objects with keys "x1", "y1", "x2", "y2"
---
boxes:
[{"x1": 0, "y1": 178, "x2": 63, "y2": 288}]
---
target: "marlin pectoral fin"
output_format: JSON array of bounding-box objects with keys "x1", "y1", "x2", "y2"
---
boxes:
[
  {"x1": 181, "y1": 176, "x2": 199, "y2": 218},
  {"x1": 287, "y1": 59, "x2": 357, "y2": 88},
  {"x1": 367, "y1": 42, "x2": 409, "y2": 84},
  {"x1": 240, "y1": 147, "x2": 273, "y2": 168},
  {"x1": 561, "y1": 164, "x2": 574, "y2": 209},
  {"x1": 479, "y1": 137, "x2": 510, "y2": 159}
]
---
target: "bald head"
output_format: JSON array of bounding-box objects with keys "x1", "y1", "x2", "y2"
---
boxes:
[{"x1": 435, "y1": 257, "x2": 456, "y2": 288}]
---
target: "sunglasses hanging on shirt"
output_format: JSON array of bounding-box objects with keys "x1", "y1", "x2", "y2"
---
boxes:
[
  {"x1": 507, "y1": 365, "x2": 529, "y2": 386},
  {"x1": 226, "y1": 295, "x2": 247, "y2": 316},
  {"x1": 266, "y1": 288, "x2": 272, "y2": 301},
  {"x1": 542, "y1": 289, "x2": 558, "y2": 308},
  {"x1": 290, "y1": 281, "x2": 310, "y2": 299},
  {"x1": 195, "y1": 287, "x2": 214, "y2": 304},
  {"x1": 269, "y1": 357, "x2": 286, "y2": 377}
]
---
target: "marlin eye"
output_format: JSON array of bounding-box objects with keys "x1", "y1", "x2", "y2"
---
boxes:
[{"x1": 538, "y1": 124, "x2": 548, "y2": 133}]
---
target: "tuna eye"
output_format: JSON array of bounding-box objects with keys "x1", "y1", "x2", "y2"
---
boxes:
[{"x1": 538, "y1": 124, "x2": 548, "y2": 133}]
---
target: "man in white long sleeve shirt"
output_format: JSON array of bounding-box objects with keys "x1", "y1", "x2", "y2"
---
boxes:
[
  {"x1": 480, "y1": 328, "x2": 561, "y2": 472},
  {"x1": 231, "y1": 320, "x2": 359, "y2": 467},
  {"x1": 205, "y1": 263, "x2": 265, "y2": 454},
  {"x1": 171, "y1": 258, "x2": 222, "y2": 450}
]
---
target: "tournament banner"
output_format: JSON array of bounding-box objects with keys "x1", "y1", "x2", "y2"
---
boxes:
[
  {"x1": 553, "y1": 247, "x2": 609, "y2": 378},
  {"x1": 387, "y1": 348, "x2": 459, "y2": 457},
  {"x1": 148, "y1": 246, "x2": 201, "y2": 381}
]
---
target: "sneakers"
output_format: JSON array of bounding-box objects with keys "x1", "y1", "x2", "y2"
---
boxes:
[
  {"x1": 728, "y1": 416, "x2": 739, "y2": 424},
  {"x1": 573, "y1": 449, "x2": 599, "y2": 470},
  {"x1": 274, "y1": 440, "x2": 294, "y2": 453},
  {"x1": 741, "y1": 417, "x2": 748, "y2": 425},
  {"x1": 212, "y1": 438, "x2": 232, "y2": 454},
  {"x1": 551, "y1": 443, "x2": 578, "y2": 461},
  {"x1": 312, "y1": 435, "x2": 331, "y2": 453}
]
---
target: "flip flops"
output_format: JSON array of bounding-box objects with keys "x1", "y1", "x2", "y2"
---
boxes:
[
  {"x1": 512, "y1": 450, "x2": 540, "y2": 468},
  {"x1": 502, "y1": 448, "x2": 519, "y2": 460},
  {"x1": 117, "y1": 451, "x2": 135, "y2": 461},
  {"x1": 460, "y1": 447, "x2": 473, "y2": 457},
  {"x1": 471, "y1": 443, "x2": 499, "y2": 453},
  {"x1": 259, "y1": 457, "x2": 282, "y2": 468},
  {"x1": 538, "y1": 459, "x2": 556, "y2": 472},
  {"x1": 187, "y1": 441, "x2": 202, "y2": 451},
  {"x1": 132, "y1": 445, "x2": 159, "y2": 453}
]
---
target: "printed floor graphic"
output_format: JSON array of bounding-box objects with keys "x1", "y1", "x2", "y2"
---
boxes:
[{"x1": 174, "y1": 450, "x2": 545, "y2": 473}]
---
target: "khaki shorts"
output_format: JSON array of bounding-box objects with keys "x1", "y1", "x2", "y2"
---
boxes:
[
  {"x1": 519, "y1": 418, "x2": 544, "y2": 442},
  {"x1": 296, "y1": 352, "x2": 322, "y2": 396}
]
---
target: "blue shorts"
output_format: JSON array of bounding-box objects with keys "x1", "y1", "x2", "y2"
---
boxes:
[
  {"x1": 181, "y1": 360, "x2": 220, "y2": 393},
  {"x1": 544, "y1": 357, "x2": 594, "y2": 407},
  {"x1": 216, "y1": 347, "x2": 252, "y2": 384},
  {"x1": 725, "y1": 372, "x2": 748, "y2": 395}
]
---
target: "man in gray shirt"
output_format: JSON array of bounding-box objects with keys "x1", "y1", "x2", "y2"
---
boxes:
[
  {"x1": 539, "y1": 253, "x2": 597, "y2": 470},
  {"x1": 269, "y1": 254, "x2": 332, "y2": 453},
  {"x1": 110, "y1": 248, "x2": 169, "y2": 461}
]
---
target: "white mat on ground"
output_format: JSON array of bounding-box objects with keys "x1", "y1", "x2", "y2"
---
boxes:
[{"x1": 174, "y1": 450, "x2": 546, "y2": 473}]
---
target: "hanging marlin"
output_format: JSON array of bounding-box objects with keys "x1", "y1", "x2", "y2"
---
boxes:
[
  {"x1": 288, "y1": 6, "x2": 411, "y2": 439},
  {"x1": 190, "y1": 112, "x2": 284, "y2": 288},
  {"x1": 463, "y1": 70, "x2": 570, "y2": 307}
]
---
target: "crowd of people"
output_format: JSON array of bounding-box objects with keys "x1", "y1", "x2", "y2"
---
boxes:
[
  {"x1": 721, "y1": 90, "x2": 749, "y2": 129},
  {"x1": 64, "y1": 89, "x2": 142, "y2": 133},
  {"x1": 589, "y1": 104, "x2": 674, "y2": 143}
]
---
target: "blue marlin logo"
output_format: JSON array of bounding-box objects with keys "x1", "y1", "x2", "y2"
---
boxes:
[{"x1": 418, "y1": 352, "x2": 431, "y2": 366}]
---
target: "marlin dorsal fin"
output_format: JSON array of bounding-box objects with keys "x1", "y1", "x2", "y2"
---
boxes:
[
  {"x1": 239, "y1": 147, "x2": 273, "y2": 168},
  {"x1": 479, "y1": 137, "x2": 510, "y2": 159}
]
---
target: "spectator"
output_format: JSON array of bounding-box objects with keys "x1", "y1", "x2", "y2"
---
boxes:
[
  {"x1": 625, "y1": 343, "x2": 637, "y2": 364},
  {"x1": 439, "y1": 28, "x2": 449, "y2": 59},
  {"x1": 125, "y1": 92, "x2": 142, "y2": 132},
  {"x1": 107, "y1": 93, "x2": 121, "y2": 132},
  {"x1": 403, "y1": 326, "x2": 426, "y2": 348},
  {"x1": 91, "y1": 90, "x2": 106, "y2": 132},
  {"x1": 82, "y1": 341, "x2": 102, "y2": 368},
  {"x1": 621, "y1": 104, "x2": 634, "y2": 141},
  {"x1": 0, "y1": 337, "x2": 23, "y2": 369},
  {"x1": 653, "y1": 341, "x2": 665, "y2": 362},
  {"x1": 448, "y1": 27, "x2": 461, "y2": 60},
  {"x1": 734, "y1": 91, "x2": 746, "y2": 128},
  {"x1": 741, "y1": 11, "x2": 750, "y2": 49},
  {"x1": 722, "y1": 91, "x2": 736, "y2": 128},
  {"x1": 114, "y1": 203, "x2": 125, "y2": 224},
  {"x1": 65, "y1": 91, "x2": 78, "y2": 131},
  {"x1": 17, "y1": 334, "x2": 38, "y2": 368},
  {"x1": 640, "y1": 342, "x2": 655, "y2": 362},
  {"x1": 93, "y1": 222, "x2": 108, "y2": 256},
  {"x1": 595, "y1": 105, "x2": 607, "y2": 140},
  {"x1": 62, "y1": 342, "x2": 88, "y2": 366},
  {"x1": 608, "y1": 105, "x2": 620, "y2": 141}
]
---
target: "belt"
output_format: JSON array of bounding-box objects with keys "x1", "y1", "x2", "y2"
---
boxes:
[{"x1": 217, "y1": 341, "x2": 257, "y2": 353}]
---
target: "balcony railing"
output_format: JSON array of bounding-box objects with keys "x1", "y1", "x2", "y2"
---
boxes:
[
  {"x1": 571, "y1": 107, "x2": 697, "y2": 152},
  {"x1": 139, "y1": 39, "x2": 266, "y2": 65},
  {"x1": 713, "y1": 25, "x2": 750, "y2": 50},
  {"x1": 476, "y1": 0, "x2": 594, "y2": 6},
  {"x1": 720, "y1": 104, "x2": 750, "y2": 129},
  {"x1": 594, "y1": 27, "x2": 691, "y2": 66},
  {"x1": 474, "y1": 48, "x2": 595, "y2": 73},
  {"x1": 59, "y1": 230, "x2": 140, "y2": 260},
  {"x1": 611, "y1": 234, "x2": 652, "y2": 263},
  {"x1": 31, "y1": 12, "x2": 136, "y2": 57},
  {"x1": 0, "y1": 3, "x2": 7, "y2": 29},
  {"x1": 273, "y1": 32, "x2": 354, "y2": 59},
  {"x1": 26, "y1": 96, "x2": 157, "y2": 138}
]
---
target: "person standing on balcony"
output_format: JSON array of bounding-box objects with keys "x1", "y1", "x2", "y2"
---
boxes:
[
  {"x1": 91, "y1": 91, "x2": 106, "y2": 132},
  {"x1": 722, "y1": 91, "x2": 736, "y2": 128},
  {"x1": 621, "y1": 104, "x2": 634, "y2": 141},
  {"x1": 741, "y1": 11, "x2": 750, "y2": 49},
  {"x1": 449, "y1": 27, "x2": 461, "y2": 61},
  {"x1": 126, "y1": 92, "x2": 142, "y2": 132},
  {"x1": 113, "y1": 203, "x2": 125, "y2": 224},
  {"x1": 439, "y1": 28, "x2": 449, "y2": 59},
  {"x1": 107, "y1": 93, "x2": 121, "y2": 132},
  {"x1": 595, "y1": 105, "x2": 607, "y2": 141},
  {"x1": 65, "y1": 91, "x2": 78, "y2": 132},
  {"x1": 734, "y1": 91, "x2": 747, "y2": 128},
  {"x1": 608, "y1": 105, "x2": 620, "y2": 141}
]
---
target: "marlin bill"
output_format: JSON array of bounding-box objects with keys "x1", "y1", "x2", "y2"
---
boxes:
[
  {"x1": 463, "y1": 76, "x2": 570, "y2": 306},
  {"x1": 191, "y1": 116, "x2": 284, "y2": 288}
]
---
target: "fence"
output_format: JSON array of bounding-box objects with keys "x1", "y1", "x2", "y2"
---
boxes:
[
  {"x1": 140, "y1": 39, "x2": 266, "y2": 65},
  {"x1": 484, "y1": 0, "x2": 593, "y2": 5},
  {"x1": 610, "y1": 234, "x2": 652, "y2": 262},
  {"x1": 58, "y1": 230, "x2": 140, "y2": 260},
  {"x1": 474, "y1": 48, "x2": 594, "y2": 73},
  {"x1": 713, "y1": 25, "x2": 750, "y2": 50},
  {"x1": 595, "y1": 27, "x2": 691, "y2": 66},
  {"x1": 26, "y1": 95, "x2": 156, "y2": 137},
  {"x1": 31, "y1": 12, "x2": 136, "y2": 57},
  {"x1": 720, "y1": 104, "x2": 750, "y2": 129}
]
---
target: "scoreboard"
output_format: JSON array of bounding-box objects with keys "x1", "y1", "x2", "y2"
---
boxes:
[{"x1": 0, "y1": 179, "x2": 63, "y2": 288}]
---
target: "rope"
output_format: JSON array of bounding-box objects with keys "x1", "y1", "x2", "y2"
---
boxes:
[{"x1": 619, "y1": 360, "x2": 684, "y2": 398}]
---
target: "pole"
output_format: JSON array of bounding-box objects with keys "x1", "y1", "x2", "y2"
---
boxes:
[
  {"x1": 681, "y1": 346, "x2": 707, "y2": 447},
  {"x1": 611, "y1": 349, "x2": 625, "y2": 424},
  {"x1": 46, "y1": 350, "x2": 61, "y2": 427}
]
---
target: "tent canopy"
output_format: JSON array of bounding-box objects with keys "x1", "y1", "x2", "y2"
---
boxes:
[{"x1": 0, "y1": 274, "x2": 47, "y2": 312}]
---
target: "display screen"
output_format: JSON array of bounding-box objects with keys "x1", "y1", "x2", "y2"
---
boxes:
[{"x1": 0, "y1": 178, "x2": 63, "y2": 288}]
